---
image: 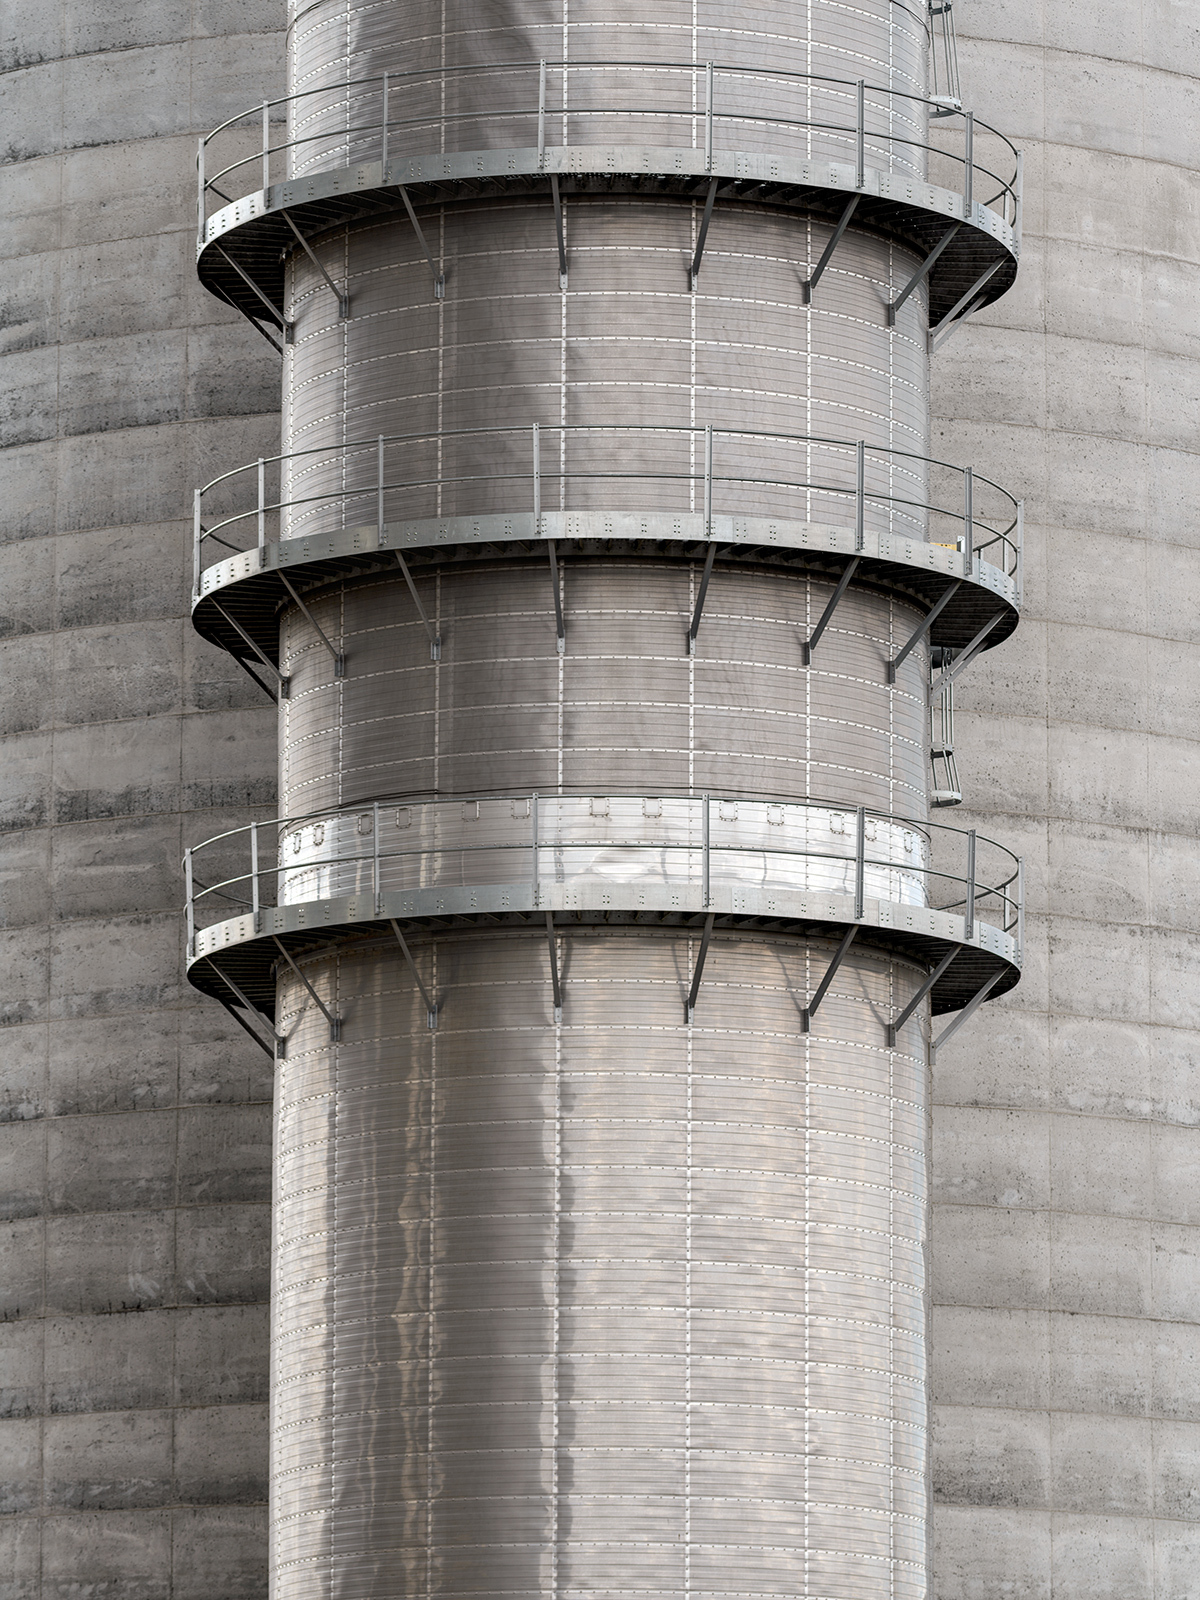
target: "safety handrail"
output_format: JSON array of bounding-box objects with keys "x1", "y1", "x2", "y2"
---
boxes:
[
  {"x1": 192, "y1": 422, "x2": 1022, "y2": 592},
  {"x1": 196, "y1": 58, "x2": 1021, "y2": 242},
  {"x1": 184, "y1": 792, "x2": 1023, "y2": 958}
]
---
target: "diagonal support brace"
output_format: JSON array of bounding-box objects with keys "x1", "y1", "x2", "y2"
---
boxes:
[
  {"x1": 397, "y1": 185, "x2": 446, "y2": 299},
  {"x1": 685, "y1": 913, "x2": 716, "y2": 1023},
  {"x1": 886, "y1": 225, "x2": 960, "y2": 325},
  {"x1": 928, "y1": 258, "x2": 1004, "y2": 352},
  {"x1": 281, "y1": 211, "x2": 349, "y2": 319},
  {"x1": 689, "y1": 179, "x2": 719, "y2": 290},
  {"x1": 930, "y1": 611, "x2": 1004, "y2": 694},
  {"x1": 278, "y1": 572, "x2": 344, "y2": 677},
  {"x1": 931, "y1": 968, "x2": 1004, "y2": 1059},
  {"x1": 803, "y1": 557, "x2": 860, "y2": 664},
  {"x1": 802, "y1": 926, "x2": 859, "y2": 1033},
  {"x1": 389, "y1": 920, "x2": 438, "y2": 1029},
  {"x1": 272, "y1": 937, "x2": 341, "y2": 1041},
  {"x1": 885, "y1": 946, "x2": 959, "y2": 1047},
  {"x1": 206, "y1": 961, "x2": 282, "y2": 1058},
  {"x1": 548, "y1": 540, "x2": 566, "y2": 655},
  {"x1": 214, "y1": 245, "x2": 291, "y2": 338},
  {"x1": 550, "y1": 174, "x2": 568, "y2": 286},
  {"x1": 210, "y1": 600, "x2": 289, "y2": 697},
  {"x1": 802, "y1": 194, "x2": 860, "y2": 304},
  {"x1": 545, "y1": 914, "x2": 563, "y2": 1021},
  {"x1": 887, "y1": 581, "x2": 961, "y2": 682},
  {"x1": 394, "y1": 553, "x2": 441, "y2": 659}
]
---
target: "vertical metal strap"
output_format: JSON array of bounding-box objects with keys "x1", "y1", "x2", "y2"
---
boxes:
[
  {"x1": 702, "y1": 794, "x2": 711, "y2": 908},
  {"x1": 856, "y1": 80, "x2": 865, "y2": 189},
  {"x1": 257, "y1": 459, "x2": 265, "y2": 549},
  {"x1": 377, "y1": 435, "x2": 385, "y2": 540},
  {"x1": 704, "y1": 424, "x2": 713, "y2": 537},
  {"x1": 184, "y1": 849, "x2": 195, "y2": 957},
  {"x1": 381, "y1": 72, "x2": 389, "y2": 167},
  {"x1": 373, "y1": 802, "x2": 381, "y2": 915},
  {"x1": 1016, "y1": 499, "x2": 1025, "y2": 599},
  {"x1": 854, "y1": 807, "x2": 866, "y2": 919},
  {"x1": 705, "y1": 62, "x2": 714, "y2": 172},
  {"x1": 1015, "y1": 149, "x2": 1024, "y2": 244},
  {"x1": 533, "y1": 424, "x2": 541, "y2": 527},
  {"x1": 964, "y1": 830, "x2": 977, "y2": 940},
  {"x1": 963, "y1": 111, "x2": 974, "y2": 215},
  {"x1": 531, "y1": 792, "x2": 540, "y2": 904},
  {"x1": 855, "y1": 440, "x2": 865, "y2": 551},
  {"x1": 538, "y1": 60, "x2": 547, "y2": 160},
  {"x1": 261, "y1": 101, "x2": 270, "y2": 190},
  {"x1": 1016, "y1": 858, "x2": 1025, "y2": 958},
  {"x1": 963, "y1": 466, "x2": 974, "y2": 568},
  {"x1": 196, "y1": 138, "x2": 206, "y2": 248},
  {"x1": 250, "y1": 824, "x2": 260, "y2": 924}
]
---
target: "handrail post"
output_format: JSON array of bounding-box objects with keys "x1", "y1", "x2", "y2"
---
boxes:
[
  {"x1": 855, "y1": 440, "x2": 865, "y2": 551},
  {"x1": 531, "y1": 792, "x2": 540, "y2": 904},
  {"x1": 262, "y1": 100, "x2": 270, "y2": 191},
  {"x1": 381, "y1": 72, "x2": 388, "y2": 168},
  {"x1": 538, "y1": 60, "x2": 547, "y2": 161},
  {"x1": 702, "y1": 794, "x2": 710, "y2": 908},
  {"x1": 184, "y1": 848, "x2": 195, "y2": 958},
  {"x1": 533, "y1": 423, "x2": 541, "y2": 528},
  {"x1": 196, "y1": 137, "x2": 206, "y2": 248},
  {"x1": 965, "y1": 830, "x2": 977, "y2": 940},
  {"x1": 192, "y1": 488, "x2": 202, "y2": 601},
  {"x1": 963, "y1": 466, "x2": 974, "y2": 569},
  {"x1": 704, "y1": 424, "x2": 713, "y2": 537},
  {"x1": 373, "y1": 801, "x2": 381, "y2": 915},
  {"x1": 963, "y1": 110, "x2": 974, "y2": 216},
  {"x1": 377, "y1": 435, "x2": 385, "y2": 541},
  {"x1": 250, "y1": 823, "x2": 260, "y2": 924},
  {"x1": 856, "y1": 79, "x2": 865, "y2": 189},
  {"x1": 854, "y1": 806, "x2": 865, "y2": 918},
  {"x1": 705, "y1": 61, "x2": 714, "y2": 172},
  {"x1": 257, "y1": 458, "x2": 265, "y2": 549}
]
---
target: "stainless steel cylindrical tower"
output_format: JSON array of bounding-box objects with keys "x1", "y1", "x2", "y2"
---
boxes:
[{"x1": 186, "y1": 4, "x2": 1024, "y2": 1596}]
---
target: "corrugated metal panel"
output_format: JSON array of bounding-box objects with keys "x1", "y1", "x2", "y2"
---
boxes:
[
  {"x1": 277, "y1": 562, "x2": 929, "y2": 819},
  {"x1": 272, "y1": 928, "x2": 929, "y2": 1598}
]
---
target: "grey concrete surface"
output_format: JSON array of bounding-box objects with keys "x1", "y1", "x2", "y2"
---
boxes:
[
  {"x1": 0, "y1": 3, "x2": 284, "y2": 1595},
  {"x1": 931, "y1": 4, "x2": 1200, "y2": 1595}
]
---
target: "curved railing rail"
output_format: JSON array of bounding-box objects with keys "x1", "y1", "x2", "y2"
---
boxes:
[
  {"x1": 193, "y1": 423, "x2": 1022, "y2": 591},
  {"x1": 184, "y1": 792, "x2": 1023, "y2": 957},
  {"x1": 197, "y1": 59, "x2": 1021, "y2": 243}
]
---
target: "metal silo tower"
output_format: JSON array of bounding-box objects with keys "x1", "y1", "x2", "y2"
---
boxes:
[{"x1": 185, "y1": 4, "x2": 1024, "y2": 1595}]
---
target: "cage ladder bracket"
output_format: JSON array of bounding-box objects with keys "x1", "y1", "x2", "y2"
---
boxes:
[{"x1": 389, "y1": 920, "x2": 439, "y2": 1029}]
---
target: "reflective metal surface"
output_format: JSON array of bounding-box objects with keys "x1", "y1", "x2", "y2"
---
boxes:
[
  {"x1": 275, "y1": 562, "x2": 929, "y2": 818},
  {"x1": 272, "y1": 928, "x2": 931, "y2": 1600}
]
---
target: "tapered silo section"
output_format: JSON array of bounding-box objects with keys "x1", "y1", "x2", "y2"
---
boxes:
[{"x1": 186, "y1": 3, "x2": 1024, "y2": 1597}]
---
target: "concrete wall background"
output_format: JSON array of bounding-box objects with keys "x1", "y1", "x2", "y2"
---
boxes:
[
  {"x1": 0, "y1": 4, "x2": 284, "y2": 1595},
  {"x1": 931, "y1": 3, "x2": 1200, "y2": 1596}
]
